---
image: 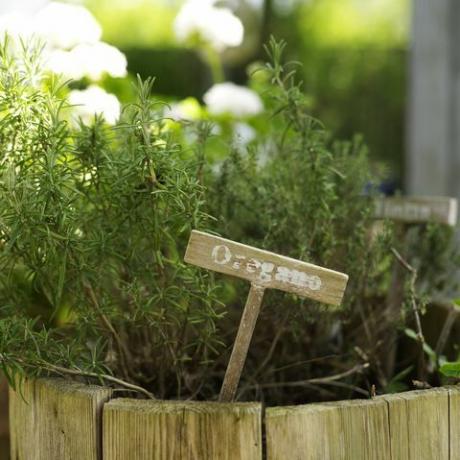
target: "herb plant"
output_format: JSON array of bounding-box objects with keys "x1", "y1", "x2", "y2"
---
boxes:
[
  {"x1": 0, "y1": 37, "x2": 457, "y2": 403},
  {"x1": 0, "y1": 39, "x2": 223, "y2": 399}
]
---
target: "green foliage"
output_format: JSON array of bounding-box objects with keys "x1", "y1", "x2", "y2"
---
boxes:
[
  {"x1": 297, "y1": 0, "x2": 409, "y2": 47},
  {"x1": 439, "y1": 361, "x2": 460, "y2": 378},
  {"x1": 86, "y1": 0, "x2": 177, "y2": 48},
  {"x1": 0, "y1": 37, "x2": 457, "y2": 403},
  {"x1": 0, "y1": 39, "x2": 223, "y2": 399},
  {"x1": 203, "y1": 39, "x2": 457, "y2": 403},
  {"x1": 204, "y1": 39, "x2": 396, "y2": 403}
]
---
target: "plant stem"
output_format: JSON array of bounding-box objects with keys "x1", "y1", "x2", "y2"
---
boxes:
[
  {"x1": 205, "y1": 48, "x2": 224, "y2": 84},
  {"x1": 40, "y1": 362, "x2": 155, "y2": 399}
]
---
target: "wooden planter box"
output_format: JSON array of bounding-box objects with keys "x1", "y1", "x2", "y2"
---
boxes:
[
  {"x1": 8, "y1": 378, "x2": 460, "y2": 460},
  {"x1": 0, "y1": 375, "x2": 8, "y2": 460}
]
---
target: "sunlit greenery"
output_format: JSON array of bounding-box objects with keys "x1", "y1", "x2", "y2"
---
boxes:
[
  {"x1": 82, "y1": 0, "x2": 410, "y2": 182},
  {"x1": 298, "y1": 0, "x2": 409, "y2": 48},
  {"x1": 85, "y1": 0, "x2": 177, "y2": 48},
  {"x1": 85, "y1": 0, "x2": 409, "y2": 49}
]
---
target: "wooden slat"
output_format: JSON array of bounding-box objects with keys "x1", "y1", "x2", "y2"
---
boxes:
[
  {"x1": 266, "y1": 398, "x2": 390, "y2": 460},
  {"x1": 9, "y1": 378, "x2": 37, "y2": 460},
  {"x1": 0, "y1": 374, "x2": 9, "y2": 460},
  {"x1": 449, "y1": 386, "x2": 460, "y2": 460},
  {"x1": 103, "y1": 398, "x2": 262, "y2": 460},
  {"x1": 185, "y1": 230, "x2": 348, "y2": 306},
  {"x1": 374, "y1": 196, "x2": 458, "y2": 226},
  {"x1": 384, "y1": 388, "x2": 450, "y2": 460},
  {"x1": 9, "y1": 378, "x2": 112, "y2": 460}
]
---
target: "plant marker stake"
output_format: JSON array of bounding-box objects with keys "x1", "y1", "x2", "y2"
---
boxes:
[
  {"x1": 373, "y1": 196, "x2": 458, "y2": 379},
  {"x1": 184, "y1": 230, "x2": 349, "y2": 402}
]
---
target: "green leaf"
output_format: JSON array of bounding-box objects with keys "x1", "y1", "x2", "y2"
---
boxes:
[
  {"x1": 439, "y1": 362, "x2": 460, "y2": 378},
  {"x1": 404, "y1": 328, "x2": 436, "y2": 359}
]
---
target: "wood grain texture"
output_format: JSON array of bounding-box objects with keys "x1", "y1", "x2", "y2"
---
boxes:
[
  {"x1": 266, "y1": 398, "x2": 390, "y2": 460},
  {"x1": 185, "y1": 231, "x2": 348, "y2": 306},
  {"x1": 103, "y1": 398, "x2": 262, "y2": 460},
  {"x1": 9, "y1": 378, "x2": 112, "y2": 460},
  {"x1": 220, "y1": 284, "x2": 265, "y2": 402},
  {"x1": 383, "y1": 388, "x2": 450, "y2": 460},
  {"x1": 374, "y1": 196, "x2": 458, "y2": 226},
  {"x1": 9, "y1": 378, "x2": 37, "y2": 460},
  {"x1": 449, "y1": 386, "x2": 460, "y2": 459},
  {"x1": 0, "y1": 375, "x2": 8, "y2": 438}
]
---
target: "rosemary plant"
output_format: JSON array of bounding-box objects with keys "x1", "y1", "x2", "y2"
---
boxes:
[
  {"x1": 205, "y1": 39, "x2": 458, "y2": 403},
  {"x1": 0, "y1": 38, "x2": 457, "y2": 403},
  {"x1": 0, "y1": 39, "x2": 223, "y2": 399}
]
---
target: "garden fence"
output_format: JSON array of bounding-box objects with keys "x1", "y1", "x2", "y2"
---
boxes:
[{"x1": 7, "y1": 378, "x2": 460, "y2": 460}]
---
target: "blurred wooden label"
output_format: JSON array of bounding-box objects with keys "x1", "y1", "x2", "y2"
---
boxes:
[
  {"x1": 374, "y1": 196, "x2": 457, "y2": 226},
  {"x1": 185, "y1": 230, "x2": 348, "y2": 306}
]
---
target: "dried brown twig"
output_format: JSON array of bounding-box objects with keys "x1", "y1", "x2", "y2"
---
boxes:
[
  {"x1": 241, "y1": 362, "x2": 370, "y2": 396},
  {"x1": 390, "y1": 247, "x2": 426, "y2": 378}
]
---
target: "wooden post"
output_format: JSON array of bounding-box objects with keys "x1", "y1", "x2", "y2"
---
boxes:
[
  {"x1": 449, "y1": 385, "x2": 460, "y2": 458},
  {"x1": 266, "y1": 398, "x2": 391, "y2": 460},
  {"x1": 184, "y1": 230, "x2": 349, "y2": 402},
  {"x1": 220, "y1": 284, "x2": 265, "y2": 402},
  {"x1": 0, "y1": 374, "x2": 8, "y2": 460},
  {"x1": 373, "y1": 196, "x2": 458, "y2": 380},
  {"x1": 407, "y1": 0, "x2": 460, "y2": 200},
  {"x1": 266, "y1": 387, "x2": 459, "y2": 460},
  {"x1": 383, "y1": 388, "x2": 450, "y2": 460},
  {"x1": 103, "y1": 399, "x2": 262, "y2": 460},
  {"x1": 9, "y1": 378, "x2": 112, "y2": 460}
]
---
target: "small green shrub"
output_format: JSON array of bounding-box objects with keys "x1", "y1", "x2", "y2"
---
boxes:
[
  {"x1": 0, "y1": 38, "x2": 457, "y2": 403},
  {"x1": 0, "y1": 39, "x2": 223, "y2": 399}
]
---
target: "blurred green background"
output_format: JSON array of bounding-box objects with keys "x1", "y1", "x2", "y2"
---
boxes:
[{"x1": 87, "y1": 0, "x2": 409, "y2": 186}]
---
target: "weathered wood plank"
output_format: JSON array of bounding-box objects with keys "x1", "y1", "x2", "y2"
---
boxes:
[
  {"x1": 9, "y1": 378, "x2": 112, "y2": 460},
  {"x1": 266, "y1": 398, "x2": 390, "y2": 460},
  {"x1": 374, "y1": 196, "x2": 457, "y2": 226},
  {"x1": 103, "y1": 398, "x2": 262, "y2": 460},
  {"x1": 185, "y1": 230, "x2": 348, "y2": 306},
  {"x1": 9, "y1": 378, "x2": 37, "y2": 460},
  {"x1": 449, "y1": 386, "x2": 460, "y2": 460},
  {"x1": 219, "y1": 284, "x2": 265, "y2": 402},
  {"x1": 384, "y1": 388, "x2": 450, "y2": 460},
  {"x1": 0, "y1": 374, "x2": 9, "y2": 460}
]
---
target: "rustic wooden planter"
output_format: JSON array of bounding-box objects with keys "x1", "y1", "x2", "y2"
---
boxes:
[
  {"x1": 8, "y1": 378, "x2": 460, "y2": 460},
  {"x1": 0, "y1": 375, "x2": 9, "y2": 460}
]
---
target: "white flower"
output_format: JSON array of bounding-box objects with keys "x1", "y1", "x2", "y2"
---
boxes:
[
  {"x1": 45, "y1": 49, "x2": 81, "y2": 79},
  {"x1": 45, "y1": 42, "x2": 127, "y2": 81},
  {"x1": 174, "y1": 0, "x2": 243, "y2": 52},
  {"x1": 33, "y1": 2, "x2": 102, "y2": 49},
  {"x1": 204, "y1": 83, "x2": 263, "y2": 117},
  {"x1": 68, "y1": 85, "x2": 120, "y2": 126},
  {"x1": 0, "y1": 12, "x2": 33, "y2": 41},
  {"x1": 0, "y1": 12, "x2": 35, "y2": 54},
  {"x1": 233, "y1": 122, "x2": 256, "y2": 145},
  {"x1": 72, "y1": 42, "x2": 127, "y2": 80}
]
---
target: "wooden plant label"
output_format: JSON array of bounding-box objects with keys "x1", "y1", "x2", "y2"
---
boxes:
[
  {"x1": 184, "y1": 230, "x2": 349, "y2": 402},
  {"x1": 374, "y1": 196, "x2": 458, "y2": 226},
  {"x1": 374, "y1": 195, "x2": 457, "y2": 379}
]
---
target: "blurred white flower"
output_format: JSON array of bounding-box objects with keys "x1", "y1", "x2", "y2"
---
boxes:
[
  {"x1": 45, "y1": 42, "x2": 127, "y2": 81},
  {"x1": 33, "y1": 2, "x2": 102, "y2": 49},
  {"x1": 174, "y1": 0, "x2": 243, "y2": 52},
  {"x1": 68, "y1": 85, "x2": 120, "y2": 126},
  {"x1": 233, "y1": 122, "x2": 256, "y2": 145},
  {"x1": 204, "y1": 83, "x2": 263, "y2": 117},
  {"x1": 45, "y1": 49, "x2": 80, "y2": 78},
  {"x1": 72, "y1": 42, "x2": 127, "y2": 79},
  {"x1": 0, "y1": 12, "x2": 33, "y2": 41}
]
